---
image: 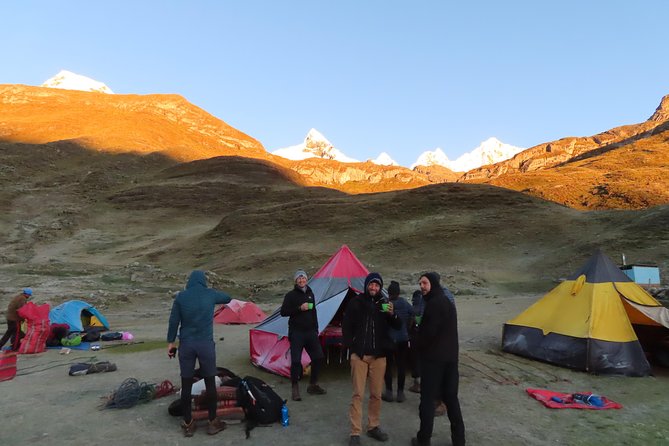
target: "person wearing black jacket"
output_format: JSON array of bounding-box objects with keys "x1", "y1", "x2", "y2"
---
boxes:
[
  {"x1": 280, "y1": 269, "x2": 326, "y2": 401},
  {"x1": 411, "y1": 272, "x2": 465, "y2": 446},
  {"x1": 342, "y1": 272, "x2": 402, "y2": 446}
]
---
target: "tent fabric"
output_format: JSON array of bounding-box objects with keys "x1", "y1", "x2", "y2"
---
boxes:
[
  {"x1": 214, "y1": 299, "x2": 267, "y2": 324},
  {"x1": 49, "y1": 300, "x2": 110, "y2": 332},
  {"x1": 250, "y1": 245, "x2": 368, "y2": 377},
  {"x1": 17, "y1": 302, "x2": 51, "y2": 354},
  {"x1": 502, "y1": 249, "x2": 668, "y2": 376}
]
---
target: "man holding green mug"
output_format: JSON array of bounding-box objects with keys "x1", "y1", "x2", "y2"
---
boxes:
[{"x1": 280, "y1": 269, "x2": 326, "y2": 401}]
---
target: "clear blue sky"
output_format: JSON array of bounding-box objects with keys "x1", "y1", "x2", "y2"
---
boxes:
[{"x1": 2, "y1": 1, "x2": 668, "y2": 167}]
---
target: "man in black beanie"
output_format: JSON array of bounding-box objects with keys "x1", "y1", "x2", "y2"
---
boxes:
[
  {"x1": 280, "y1": 269, "x2": 326, "y2": 401},
  {"x1": 411, "y1": 272, "x2": 465, "y2": 446},
  {"x1": 343, "y1": 272, "x2": 401, "y2": 445}
]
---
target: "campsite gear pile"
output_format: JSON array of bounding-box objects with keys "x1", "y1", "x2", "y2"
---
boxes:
[
  {"x1": 503, "y1": 249, "x2": 669, "y2": 376},
  {"x1": 167, "y1": 368, "x2": 286, "y2": 438},
  {"x1": 527, "y1": 388, "x2": 623, "y2": 410}
]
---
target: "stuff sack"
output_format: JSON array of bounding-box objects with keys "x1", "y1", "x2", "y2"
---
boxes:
[
  {"x1": 0, "y1": 352, "x2": 17, "y2": 382},
  {"x1": 236, "y1": 375, "x2": 285, "y2": 437},
  {"x1": 61, "y1": 333, "x2": 82, "y2": 347},
  {"x1": 101, "y1": 332, "x2": 123, "y2": 341}
]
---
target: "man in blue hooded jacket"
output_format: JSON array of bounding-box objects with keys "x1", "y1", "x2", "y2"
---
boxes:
[{"x1": 167, "y1": 270, "x2": 232, "y2": 437}]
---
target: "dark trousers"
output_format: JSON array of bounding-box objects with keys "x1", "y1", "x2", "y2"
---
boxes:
[
  {"x1": 177, "y1": 339, "x2": 218, "y2": 423},
  {"x1": 289, "y1": 329, "x2": 324, "y2": 384},
  {"x1": 409, "y1": 337, "x2": 420, "y2": 379},
  {"x1": 417, "y1": 359, "x2": 465, "y2": 446},
  {"x1": 180, "y1": 376, "x2": 217, "y2": 423},
  {"x1": 0, "y1": 321, "x2": 20, "y2": 351},
  {"x1": 384, "y1": 340, "x2": 409, "y2": 391}
]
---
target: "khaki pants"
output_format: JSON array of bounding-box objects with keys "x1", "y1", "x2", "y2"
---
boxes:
[{"x1": 349, "y1": 353, "x2": 386, "y2": 436}]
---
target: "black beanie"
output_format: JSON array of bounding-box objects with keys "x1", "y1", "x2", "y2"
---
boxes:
[{"x1": 388, "y1": 280, "x2": 400, "y2": 296}]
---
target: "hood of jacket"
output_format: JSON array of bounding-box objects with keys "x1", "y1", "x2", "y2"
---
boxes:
[
  {"x1": 364, "y1": 272, "x2": 384, "y2": 292},
  {"x1": 185, "y1": 270, "x2": 208, "y2": 289},
  {"x1": 422, "y1": 272, "x2": 444, "y2": 301}
]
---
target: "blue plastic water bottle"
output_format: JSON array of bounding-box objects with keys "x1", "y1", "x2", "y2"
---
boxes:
[{"x1": 281, "y1": 403, "x2": 289, "y2": 427}]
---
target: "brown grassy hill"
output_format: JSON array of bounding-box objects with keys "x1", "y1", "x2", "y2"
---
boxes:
[
  {"x1": 0, "y1": 84, "x2": 432, "y2": 194},
  {"x1": 0, "y1": 84, "x2": 266, "y2": 161},
  {"x1": 412, "y1": 163, "x2": 461, "y2": 183},
  {"x1": 1, "y1": 140, "x2": 666, "y2": 303}
]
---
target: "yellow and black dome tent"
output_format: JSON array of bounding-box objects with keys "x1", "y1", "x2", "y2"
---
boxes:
[{"x1": 502, "y1": 249, "x2": 669, "y2": 376}]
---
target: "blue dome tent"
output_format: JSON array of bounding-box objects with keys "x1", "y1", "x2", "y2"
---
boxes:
[{"x1": 49, "y1": 300, "x2": 110, "y2": 332}]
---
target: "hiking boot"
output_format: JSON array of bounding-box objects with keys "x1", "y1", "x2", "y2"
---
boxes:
[
  {"x1": 382, "y1": 389, "x2": 394, "y2": 402},
  {"x1": 367, "y1": 426, "x2": 389, "y2": 442},
  {"x1": 307, "y1": 384, "x2": 327, "y2": 395},
  {"x1": 396, "y1": 390, "x2": 406, "y2": 403},
  {"x1": 207, "y1": 418, "x2": 226, "y2": 435},
  {"x1": 408, "y1": 380, "x2": 421, "y2": 393},
  {"x1": 349, "y1": 435, "x2": 361, "y2": 446},
  {"x1": 291, "y1": 383, "x2": 302, "y2": 401},
  {"x1": 181, "y1": 419, "x2": 196, "y2": 437},
  {"x1": 434, "y1": 401, "x2": 446, "y2": 417}
]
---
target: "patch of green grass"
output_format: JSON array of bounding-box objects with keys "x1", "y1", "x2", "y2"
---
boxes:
[
  {"x1": 103, "y1": 340, "x2": 164, "y2": 354},
  {"x1": 100, "y1": 274, "x2": 131, "y2": 285}
]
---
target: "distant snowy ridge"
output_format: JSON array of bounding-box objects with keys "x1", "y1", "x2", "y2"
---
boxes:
[
  {"x1": 371, "y1": 152, "x2": 398, "y2": 166},
  {"x1": 41, "y1": 70, "x2": 114, "y2": 94},
  {"x1": 411, "y1": 148, "x2": 451, "y2": 170},
  {"x1": 272, "y1": 128, "x2": 359, "y2": 163},
  {"x1": 412, "y1": 138, "x2": 524, "y2": 172}
]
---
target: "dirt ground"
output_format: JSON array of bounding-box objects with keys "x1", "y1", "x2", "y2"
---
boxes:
[{"x1": 2, "y1": 292, "x2": 669, "y2": 446}]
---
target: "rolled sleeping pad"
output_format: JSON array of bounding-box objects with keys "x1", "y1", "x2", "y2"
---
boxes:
[{"x1": 191, "y1": 406, "x2": 245, "y2": 421}]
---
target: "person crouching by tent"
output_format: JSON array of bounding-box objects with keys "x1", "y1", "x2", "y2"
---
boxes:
[
  {"x1": 342, "y1": 272, "x2": 401, "y2": 446},
  {"x1": 411, "y1": 272, "x2": 465, "y2": 446},
  {"x1": 166, "y1": 270, "x2": 232, "y2": 437},
  {"x1": 280, "y1": 269, "x2": 326, "y2": 401},
  {"x1": 0, "y1": 288, "x2": 32, "y2": 351}
]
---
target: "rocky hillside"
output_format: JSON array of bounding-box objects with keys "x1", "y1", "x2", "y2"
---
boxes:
[
  {"x1": 459, "y1": 94, "x2": 669, "y2": 209},
  {"x1": 461, "y1": 95, "x2": 669, "y2": 181}
]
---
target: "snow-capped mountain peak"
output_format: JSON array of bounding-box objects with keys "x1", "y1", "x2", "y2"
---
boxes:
[
  {"x1": 411, "y1": 148, "x2": 451, "y2": 169},
  {"x1": 447, "y1": 137, "x2": 524, "y2": 172},
  {"x1": 371, "y1": 152, "x2": 398, "y2": 166},
  {"x1": 412, "y1": 138, "x2": 524, "y2": 172},
  {"x1": 41, "y1": 70, "x2": 114, "y2": 94},
  {"x1": 272, "y1": 128, "x2": 359, "y2": 163}
]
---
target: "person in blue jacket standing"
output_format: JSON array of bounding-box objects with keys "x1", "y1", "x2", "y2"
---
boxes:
[{"x1": 167, "y1": 270, "x2": 232, "y2": 437}]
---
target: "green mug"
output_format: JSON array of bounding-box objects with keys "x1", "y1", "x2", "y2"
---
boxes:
[
  {"x1": 381, "y1": 303, "x2": 390, "y2": 312},
  {"x1": 307, "y1": 303, "x2": 314, "y2": 310},
  {"x1": 414, "y1": 315, "x2": 422, "y2": 325}
]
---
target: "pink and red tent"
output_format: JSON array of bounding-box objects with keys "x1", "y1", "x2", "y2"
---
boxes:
[
  {"x1": 214, "y1": 299, "x2": 267, "y2": 324},
  {"x1": 249, "y1": 245, "x2": 369, "y2": 377}
]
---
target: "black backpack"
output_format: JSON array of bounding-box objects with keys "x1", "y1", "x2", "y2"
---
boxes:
[{"x1": 236, "y1": 376, "x2": 285, "y2": 438}]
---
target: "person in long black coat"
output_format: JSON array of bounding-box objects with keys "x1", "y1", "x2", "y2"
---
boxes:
[{"x1": 411, "y1": 272, "x2": 465, "y2": 446}]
